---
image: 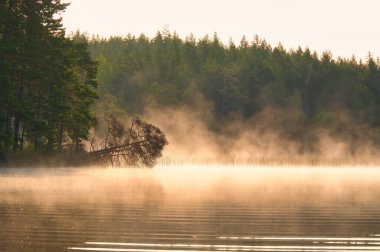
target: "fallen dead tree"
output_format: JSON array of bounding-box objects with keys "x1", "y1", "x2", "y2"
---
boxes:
[{"x1": 87, "y1": 115, "x2": 168, "y2": 167}]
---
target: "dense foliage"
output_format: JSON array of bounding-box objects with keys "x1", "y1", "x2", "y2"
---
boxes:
[
  {"x1": 0, "y1": 0, "x2": 98, "y2": 159},
  {"x1": 2, "y1": 0, "x2": 380, "y2": 162},
  {"x1": 88, "y1": 32, "x2": 380, "y2": 153}
]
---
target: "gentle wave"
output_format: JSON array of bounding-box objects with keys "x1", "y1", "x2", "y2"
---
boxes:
[{"x1": 2, "y1": 167, "x2": 380, "y2": 251}]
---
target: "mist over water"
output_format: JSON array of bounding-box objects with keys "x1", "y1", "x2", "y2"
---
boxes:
[
  {"x1": 2, "y1": 166, "x2": 380, "y2": 251},
  {"x1": 143, "y1": 107, "x2": 380, "y2": 166}
]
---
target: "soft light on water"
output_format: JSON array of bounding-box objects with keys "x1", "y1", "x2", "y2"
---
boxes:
[{"x1": 1, "y1": 165, "x2": 380, "y2": 251}]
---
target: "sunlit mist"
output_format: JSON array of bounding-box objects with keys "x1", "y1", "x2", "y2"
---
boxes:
[
  {"x1": 2, "y1": 166, "x2": 380, "y2": 251},
  {"x1": 2, "y1": 1, "x2": 380, "y2": 251}
]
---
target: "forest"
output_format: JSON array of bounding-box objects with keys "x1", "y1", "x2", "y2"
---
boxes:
[
  {"x1": 2, "y1": 0, "x2": 380, "y2": 166},
  {"x1": 87, "y1": 31, "x2": 380, "y2": 158},
  {"x1": 0, "y1": 1, "x2": 99, "y2": 163},
  {"x1": 0, "y1": 0, "x2": 167, "y2": 167}
]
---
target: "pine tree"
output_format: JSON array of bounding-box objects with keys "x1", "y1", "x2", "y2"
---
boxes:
[{"x1": 0, "y1": 0, "x2": 98, "y2": 159}]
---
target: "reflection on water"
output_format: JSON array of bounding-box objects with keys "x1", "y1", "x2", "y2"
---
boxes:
[{"x1": 1, "y1": 165, "x2": 380, "y2": 251}]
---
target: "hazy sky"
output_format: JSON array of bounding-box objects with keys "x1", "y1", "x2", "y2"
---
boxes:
[{"x1": 62, "y1": 0, "x2": 380, "y2": 60}]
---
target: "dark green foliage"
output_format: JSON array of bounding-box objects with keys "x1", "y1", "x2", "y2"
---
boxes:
[
  {"x1": 3, "y1": 1, "x2": 380, "y2": 161},
  {"x1": 88, "y1": 32, "x2": 380, "y2": 149},
  {"x1": 0, "y1": 0, "x2": 98, "y2": 158}
]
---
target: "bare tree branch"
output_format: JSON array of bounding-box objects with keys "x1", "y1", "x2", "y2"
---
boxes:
[{"x1": 88, "y1": 116, "x2": 168, "y2": 167}]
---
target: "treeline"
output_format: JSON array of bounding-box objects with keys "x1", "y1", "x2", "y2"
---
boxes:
[
  {"x1": 2, "y1": 0, "x2": 380, "y2": 161},
  {"x1": 87, "y1": 32, "x2": 380, "y2": 151},
  {"x1": 0, "y1": 0, "x2": 97, "y2": 160}
]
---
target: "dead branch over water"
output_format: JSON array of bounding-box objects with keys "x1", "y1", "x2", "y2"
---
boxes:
[{"x1": 88, "y1": 116, "x2": 168, "y2": 167}]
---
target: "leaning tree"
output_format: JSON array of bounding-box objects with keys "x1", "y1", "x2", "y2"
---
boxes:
[{"x1": 87, "y1": 115, "x2": 168, "y2": 167}]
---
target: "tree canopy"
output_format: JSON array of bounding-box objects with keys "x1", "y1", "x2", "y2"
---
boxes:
[
  {"x1": 2, "y1": 1, "x2": 380, "y2": 164},
  {"x1": 88, "y1": 32, "x2": 380, "y2": 154},
  {"x1": 0, "y1": 0, "x2": 98, "y2": 159}
]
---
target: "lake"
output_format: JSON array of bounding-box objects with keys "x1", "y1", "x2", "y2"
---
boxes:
[{"x1": 1, "y1": 165, "x2": 380, "y2": 252}]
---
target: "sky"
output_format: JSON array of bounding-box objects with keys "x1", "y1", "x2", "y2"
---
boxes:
[{"x1": 62, "y1": 0, "x2": 380, "y2": 60}]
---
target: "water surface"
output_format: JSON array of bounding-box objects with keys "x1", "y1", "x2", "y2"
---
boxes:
[{"x1": 1, "y1": 165, "x2": 380, "y2": 252}]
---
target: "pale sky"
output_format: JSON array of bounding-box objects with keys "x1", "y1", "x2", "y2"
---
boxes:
[{"x1": 62, "y1": 0, "x2": 380, "y2": 60}]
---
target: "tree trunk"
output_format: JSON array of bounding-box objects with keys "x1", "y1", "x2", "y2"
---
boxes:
[
  {"x1": 5, "y1": 109, "x2": 12, "y2": 149},
  {"x1": 57, "y1": 123, "x2": 63, "y2": 152},
  {"x1": 46, "y1": 119, "x2": 52, "y2": 152},
  {"x1": 20, "y1": 122, "x2": 25, "y2": 151},
  {"x1": 13, "y1": 114, "x2": 20, "y2": 151},
  {"x1": 13, "y1": 76, "x2": 24, "y2": 152}
]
